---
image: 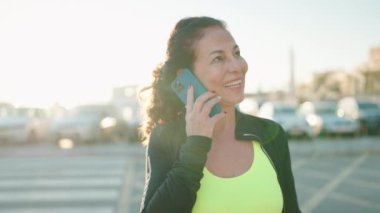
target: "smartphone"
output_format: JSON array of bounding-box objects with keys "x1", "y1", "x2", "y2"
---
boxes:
[{"x1": 171, "y1": 68, "x2": 221, "y2": 117}]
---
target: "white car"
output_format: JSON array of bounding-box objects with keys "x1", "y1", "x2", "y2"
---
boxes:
[
  {"x1": 257, "y1": 102, "x2": 316, "y2": 139},
  {"x1": 49, "y1": 104, "x2": 129, "y2": 144},
  {"x1": 299, "y1": 101, "x2": 360, "y2": 136},
  {"x1": 0, "y1": 106, "x2": 49, "y2": 144},
  {"x1": 338, "y1": 97, "x2": 380, "y2": 135}
]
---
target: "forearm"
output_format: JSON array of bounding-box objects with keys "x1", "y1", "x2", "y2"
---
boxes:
[{"x1": 142, "y1": 136, "x2": 211, "y2": 213}]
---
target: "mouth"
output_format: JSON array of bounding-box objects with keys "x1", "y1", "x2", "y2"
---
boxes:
[{"x1": 223, "y1": 79, "x2": 243, "y2": 88}]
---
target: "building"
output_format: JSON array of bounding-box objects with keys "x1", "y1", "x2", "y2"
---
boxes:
[
  {"x1": 356, "y1": 45, "x2": 380, "y2": 97},
  {"x1": 110, "y1": 85, "x2": 141, "y2": 125}
]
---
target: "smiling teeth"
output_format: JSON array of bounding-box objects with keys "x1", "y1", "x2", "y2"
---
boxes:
[{"x1": 224, "y1": 80, "x2": 242, "y2": 87}]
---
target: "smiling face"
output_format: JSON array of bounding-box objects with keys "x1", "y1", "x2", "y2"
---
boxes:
[{"x1": 192, "y1": 26, "x2": 248, "y2": 109}]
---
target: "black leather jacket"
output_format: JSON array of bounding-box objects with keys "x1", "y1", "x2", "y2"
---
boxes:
[{"x1": 140, "y1": 110, "x2": 301, "y2": 213}]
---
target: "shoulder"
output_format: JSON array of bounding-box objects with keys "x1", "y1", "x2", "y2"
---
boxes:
[
  {"x1": 148, "y1": 118, "x2": 186, "y2": 154},
  {"x1": 150, "y1": 118, "x2": 186, "y2": 142},
  {"x1": 245, "y1": 113, "x2": 282, "y2": 130},
  {"x1": 236, "y1": 110, "x2": 286, "y2": 143}
]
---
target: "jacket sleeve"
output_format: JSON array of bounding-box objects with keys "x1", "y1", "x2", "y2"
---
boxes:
[
  {"x1": 277, "y1": 126, "x2": 302, "y2": 213},
  {"x1": 140, "y1": 127, "x2": 211, "y2": 213}
]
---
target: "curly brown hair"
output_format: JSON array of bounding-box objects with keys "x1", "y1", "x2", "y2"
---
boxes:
[{"x1": 139, "y1": 16, "x2": 226, "y2": 143}]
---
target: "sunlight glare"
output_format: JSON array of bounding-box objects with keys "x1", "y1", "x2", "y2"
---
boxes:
[{"x1": 59, "y1": 139, "x2": 74, "y2": 150}]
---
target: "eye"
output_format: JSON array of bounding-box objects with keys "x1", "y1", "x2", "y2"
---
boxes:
[
  {"x1": 235, "y1": 50, "x2": 241, "y2": 57},
  {"x1": 212, "y1": 56, "x2": 223, "y2": 63}
]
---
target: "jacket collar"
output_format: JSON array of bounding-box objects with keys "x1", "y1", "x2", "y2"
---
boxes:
[
  {"x1": 235, "y1": 109, "x2": 279, "y2": 144},
  {"x1": 177, "y1": 109, "x2": 278, "y2": 144}
]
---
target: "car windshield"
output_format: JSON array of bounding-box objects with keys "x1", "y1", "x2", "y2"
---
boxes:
[
  {"x1": 314, "y1": 102, "x2": 337, "y2": 115},
  {"x1": 358, "y1": 102, "x2": 378, "y2": 110},
  {"x1": 0, "y1": 108, "x2": 37, "y2": 118},
  {"x1": 16, "y1": 108, "x2": 35, "y2": 117},
  {"x1": 0, "y1": 109, "x2": 14, "y2": 117},
  {"x1": 274, "y1": 106, "x2": 295, "y2": 115},
  {"x1": 70, "y1": 105, "x2": 107, "y2": 117},
  {"x1": 316, "y1": 106, "x2": 336, "y2": 115}
]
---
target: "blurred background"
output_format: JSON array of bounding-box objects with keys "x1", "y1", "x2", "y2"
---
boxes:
[{"x1": 0, "y1": 0, "x2": 379, "y2": 212}]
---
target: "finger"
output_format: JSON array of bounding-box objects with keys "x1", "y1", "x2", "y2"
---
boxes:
[
  {"x1": 211, "y1": 111, "x2": 226, "y2": 123},
  {"x1": 193, "y1": 91, "x2": 217, "y2": 112},
  {"x1": 186, "y1": 85, "x2": 194, "y2": 111},
  {"x1": 201, "y1": 95, "x2": 221, "y2": 115}
]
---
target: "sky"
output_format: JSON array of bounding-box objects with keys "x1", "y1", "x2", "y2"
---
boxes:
[{"x1": 1, "y1": 0, "x2": 379, "y2": 108}]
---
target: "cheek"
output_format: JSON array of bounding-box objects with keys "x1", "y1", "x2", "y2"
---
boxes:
[
  {"x1": 200, "y1": 70, "x2": 224, "y2": 90},
  {"x1": 207, "y1": 73, "x2": 224, "y2": 88}
]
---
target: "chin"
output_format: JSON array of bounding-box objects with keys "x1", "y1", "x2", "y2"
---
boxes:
[
  {"x1": 236, "y1": 96, "x2": 245, "y2": 104},
  {"x1": 222, "y1": 96, "x2": 245, "y2": 107}
]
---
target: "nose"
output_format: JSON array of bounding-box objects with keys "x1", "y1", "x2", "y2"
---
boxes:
[{"x1": 227, "y1": 58, "x2": 244, "y2": 73}]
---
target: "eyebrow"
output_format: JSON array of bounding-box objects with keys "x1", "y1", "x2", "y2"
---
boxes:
[{"x1": 208, "y1": 45, "x2": 239, "y2": 57}]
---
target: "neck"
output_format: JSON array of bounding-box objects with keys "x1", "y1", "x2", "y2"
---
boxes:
[{"x1": 213, "y1": 107, "x2": 236, "y2": 140}]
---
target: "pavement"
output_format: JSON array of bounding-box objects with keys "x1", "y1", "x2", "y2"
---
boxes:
[
  {"x1": 1, "y1": 136, "x2": 379, "y2": 158},
  {"x1": 0, "y1": 141, "x2": 145, "y2": 158},
  {"x1": 1, "y1": 136, "x2": 380, "y2": 213},
  {"x1": 288, "y1": 136, "x2": 380, "y2": 157}
]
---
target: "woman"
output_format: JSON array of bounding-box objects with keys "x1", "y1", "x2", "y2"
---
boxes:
[{"x1": 139, "y1": 16, "x2": 301, "y2": 213}]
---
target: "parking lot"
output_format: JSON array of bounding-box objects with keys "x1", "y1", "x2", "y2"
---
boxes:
[
  {"x1": 0, "y1": 136, "x2": 379, "y2": 213},
  {"x1": 289, "y1": 137, "x2": 380, "y2": 213}
]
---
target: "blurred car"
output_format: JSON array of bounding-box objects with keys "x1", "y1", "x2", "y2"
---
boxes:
[
  {"x1": 119, "y1": 105, "x2": 141, "y2": 142},
  {"x1": 257, "y1": 101, "x2": 316, "y2": 139},
  {"x1": 0, "y1": 106, "x2": 49, "y2": 144},
  {"x1": 49, "y1": 103, "x2": 129, "y2": 144},
  {"x1": 338, "y1": 97, "x2": 380, "y2": 135},
  {"x1": 299, "y1": 101, "x2": 360, "y2": 136}
]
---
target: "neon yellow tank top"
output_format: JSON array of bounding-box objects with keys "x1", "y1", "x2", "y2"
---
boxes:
[{"x1": 192, "y1": 141, "x2": 283, "y2": 213}]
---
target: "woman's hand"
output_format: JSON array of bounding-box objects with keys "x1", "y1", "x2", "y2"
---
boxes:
[{"x1": 185, "y1": 85, "x2": 225, "y2": 138}]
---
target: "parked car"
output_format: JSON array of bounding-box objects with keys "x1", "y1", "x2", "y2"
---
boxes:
[
  {"x1": 119, "y1": 105, "x2": 141, "y2": 142},
  {"x1": 0, "y1": 106, "x2": 50, "y2": 144},
  {"x1": 337, "y1": 97, "x2": 380, "y2": 135},
  {"x1": 49, "y1": 103, "x2": 130, "y2": 144},
  {"x1": 257, "y1": 101, "x2": 316, "y2": 139},
  {"x1": 299, "y1": 101, "x2": 360, "y2": 136}
]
